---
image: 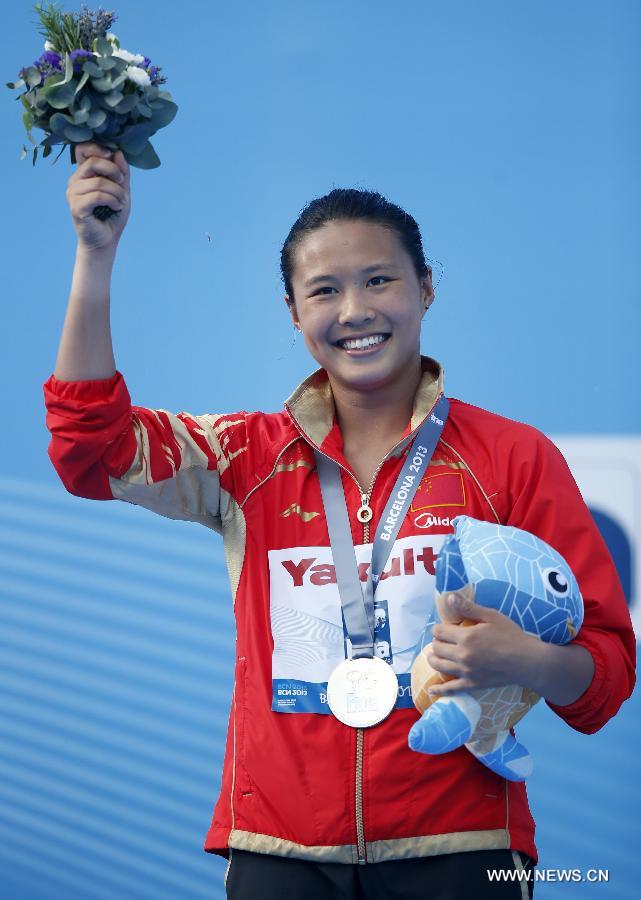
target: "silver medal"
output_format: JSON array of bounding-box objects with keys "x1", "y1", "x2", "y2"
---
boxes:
[{"x1": 327, "y1": 656, "x2": 399, "y2": 728}]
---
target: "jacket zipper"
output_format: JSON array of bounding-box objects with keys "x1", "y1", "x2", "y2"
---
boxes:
[
  {"x1": 354, "y1": 460, "x2": 387, "y2": 864},
  {"x1": 284, "y1": 409, "x2": 422, "y2": 865},
  {"x1": 306, "y1": 447, "x2": 403, "y2": 864}
]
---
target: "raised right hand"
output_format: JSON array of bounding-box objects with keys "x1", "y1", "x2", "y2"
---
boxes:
[{"x1": 66, "y1": 142, "x2": 131, "y2": 251}]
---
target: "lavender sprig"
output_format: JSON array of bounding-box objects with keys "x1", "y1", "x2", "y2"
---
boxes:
[{"x1": 76, "y1": 4, "x2": 117, "y2": 50}]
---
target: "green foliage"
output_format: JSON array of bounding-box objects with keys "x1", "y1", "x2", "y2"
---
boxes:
[
  {"x1": 33, "y1": 2, "x2": 116, "y2": 52},
  {"x1": 123, "y1": 141, "x2": 160, "y2": 169},
  {"x1": 93, "y1": 36, "x2": 113, "y2": 57},
  {"x1": 43, "y1": 80, "x2": 76, "y2": 107},
  {"x1": 34, "y1": 2, "x2": 81, "y2": 54},
  {"x1": 9, "y1": 6, "x2": 177, "y2": 169}
]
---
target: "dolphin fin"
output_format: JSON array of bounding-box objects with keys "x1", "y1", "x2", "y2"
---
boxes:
[{"x1": 466, "y1": 730, "x2": 533, "y2": 781}]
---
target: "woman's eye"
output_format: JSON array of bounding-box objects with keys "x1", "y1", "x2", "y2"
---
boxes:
[{"x1": 368, "y1": 276, "x2": 389, "y2": 286}]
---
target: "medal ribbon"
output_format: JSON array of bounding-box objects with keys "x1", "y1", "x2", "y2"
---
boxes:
[{"x1": 315, "y1": 394, "x2": 449, "y2": 659}]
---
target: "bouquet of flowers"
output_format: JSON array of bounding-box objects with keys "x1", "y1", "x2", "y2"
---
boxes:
[{"x1": 7, "y1": 3, "x2": 177, "y2": 176}]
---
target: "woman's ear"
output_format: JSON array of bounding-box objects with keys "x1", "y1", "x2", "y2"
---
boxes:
[
  {"x1": 421, "y1": 271, "x2": 435, "y2": 313},
  {"x1": 284, "y1": 294, "x2": 302, "y2": 330}
]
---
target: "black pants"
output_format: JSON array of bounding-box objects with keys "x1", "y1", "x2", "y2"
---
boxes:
[{"x1": 225, "y1": 848, "x2": 535, "y2": 899}]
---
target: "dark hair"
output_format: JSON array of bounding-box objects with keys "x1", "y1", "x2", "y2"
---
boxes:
[{"x1": 280, "y1": 187, "x2": 430, "y2": 306}]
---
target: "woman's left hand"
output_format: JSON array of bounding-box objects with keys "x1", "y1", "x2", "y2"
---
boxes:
[{"x1": 425, "y1": 592, "x2": 540, "y2": 696}]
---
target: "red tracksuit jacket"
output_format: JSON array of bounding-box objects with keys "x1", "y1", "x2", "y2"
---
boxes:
[{"x1": 43, "y1": 356, "x2": 635, "y2": 865}]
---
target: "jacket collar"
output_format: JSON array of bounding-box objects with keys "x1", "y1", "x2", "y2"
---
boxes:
[{"x1": 284, "y1": 356, "x2": 444, "y2": 454}]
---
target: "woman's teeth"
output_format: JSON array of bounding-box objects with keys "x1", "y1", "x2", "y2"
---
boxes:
[{"x1": 339, "y1": 334, "x2": 387, "y2": 350}]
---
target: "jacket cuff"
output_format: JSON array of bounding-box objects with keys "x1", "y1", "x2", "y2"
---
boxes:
[
  {"x1": 545, "y1": 638, "x2": 607, "y2": 724},
  {"x1": 43, "y1": 371, "x2": 125, "y2": 402}
]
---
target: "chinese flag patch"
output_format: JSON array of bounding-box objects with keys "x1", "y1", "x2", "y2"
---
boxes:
[{"x1": 410, "y1": 471, "x2": 466, "y2": 511}]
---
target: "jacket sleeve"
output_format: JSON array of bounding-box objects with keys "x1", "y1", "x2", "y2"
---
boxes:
[
  {"x1": 43, "y1": 370, "x2": 248, "y2": 532},
  {"x1": 504, "y1": 428, "x2": 636, "y2": 734}
]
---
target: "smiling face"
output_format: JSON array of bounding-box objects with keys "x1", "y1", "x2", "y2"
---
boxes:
[{"x1": 286, "y1": 219, "x2": 434, "y2": 398}]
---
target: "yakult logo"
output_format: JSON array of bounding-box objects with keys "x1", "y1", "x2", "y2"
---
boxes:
[
  {"x1": 269, "y1": 535, "x2": 447, "y2": 686},
  {"x1": 281, "y1": 545, "x2": 439, "y2": 587}
]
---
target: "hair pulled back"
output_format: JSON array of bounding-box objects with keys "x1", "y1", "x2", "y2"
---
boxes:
[{"x1": 281, "y1": 188, "x2": 429, "y2": 306}]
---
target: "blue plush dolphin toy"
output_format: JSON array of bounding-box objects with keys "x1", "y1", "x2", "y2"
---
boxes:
[{"x1": 408, "y1": 515, "x2": 584, "y2": 781}]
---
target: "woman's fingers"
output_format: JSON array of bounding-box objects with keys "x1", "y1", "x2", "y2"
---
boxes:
[
  {"x1": 66, "y1": 142, "x2": 132, "y2": 249},
  {"x1": 74, "y1": 141, "x2": 112, "y2": 166},
  {"x1": 112, "y1": 149, "x2": 130, "y2": 183},
  {"x1": 73, "y1": 176, "x2": 127, "y2": 204},
  {"x1": 427, "y1": 646, "x2": 461, "y2": 676},
  {"x1": 74, "y1": 192, "x2": 123, "y2": 217},
  {"x1": 75, "y1": 155, "x2": 124, "y2": 183}
]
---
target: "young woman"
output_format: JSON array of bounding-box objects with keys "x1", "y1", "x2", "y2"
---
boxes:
[{"x1": 44, "y1": 143, "x2": 635, "y2": 899}]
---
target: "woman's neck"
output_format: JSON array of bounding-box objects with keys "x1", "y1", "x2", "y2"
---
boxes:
[{"x1": 329, "y1": 360, "x2": 423, "y2": 452}]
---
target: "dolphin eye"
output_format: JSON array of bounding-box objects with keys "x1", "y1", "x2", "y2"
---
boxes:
[{"x1": 543, "y1": 567, "x2": 569, "y2": 596}]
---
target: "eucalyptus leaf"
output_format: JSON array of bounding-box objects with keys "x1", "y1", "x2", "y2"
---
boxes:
[
  {"x1": 110, "y1": 73, "x2": 127, "y2": 91},
  {"x1": 92, "y1": 117, "x2": 109, "y2": 134},
  {"x1": 40, "y1": 75, "x2": 64, "y2": 97},
  {"x1": 94, "y1": 36, "x2": 113, "y2": 57},
  {"x1": 90, "y1": 76, "x2": 113, "y2": 93},
  {"x1": 63, "y1": 123, "x2": 94, "y2": 142},
  {"x1": 103, "y1": 91, "x2": 124, "y2": 108},
  {"x1": 118, "y1": 122, "x2": 154, "y2": 155},
  {"x1": 24, "y1": 67, "x2": 42, "y2": 88},
  {"x1": 73, "y1": 107, "x2": 90, "y2": 125},
  {"x1": 49, "y1": 111, "x2": 75, "y2": 133},
  {"x1": 123, "y1": 140, "x2": 160, "y2": 169},
  {"x1": 111, "y1": 57, "x2": 128, "y2": 75},
  {"x1": 22, "y1": 110, "x2": 34, "y2": 130},
  {"x1": 42, "y1": 143, "x2": 52, "y2": 158},
  {"x1": 62, "y1": 52, "x2": 74, "y2": 85},
  {"x1": 82, "y1": 60, "x2": 103, "y2": 78},
  {"x1": 87, "y1": 108, "x2": 107, "y2": 128},
  {"x1": 147, "y1": 100, "x2": 178, "y2": 129},
  {"x1": 97, "y1": 55, "x2": 117, "y2": 71},
  {"x1": 101, "y1": 115, "x2": 121, "y2": 136},
  {"x1": 115, "y1": 93, "x2": 138, "y2": 115},
  {"x1": 75, "y1": 71, "x2": 90, "y2": 94},
  {"x1": 32, "y1": 147, "x2": 38, "y2": 166},
  {"x1": 136, "y1": 102, "x2": 152, "y2": 118},
  {"x1": 46, "y1": 82, "x2": 77, "y2": 109}
]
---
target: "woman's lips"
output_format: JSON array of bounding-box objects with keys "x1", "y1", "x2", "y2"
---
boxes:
[{"x1": 334, "y1": 333, "x2": 391, "y2": 354}]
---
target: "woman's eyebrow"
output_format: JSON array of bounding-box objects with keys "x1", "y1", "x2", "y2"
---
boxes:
[{"x1": 304, "y1": 263, "x2": 399, "y2": 289}]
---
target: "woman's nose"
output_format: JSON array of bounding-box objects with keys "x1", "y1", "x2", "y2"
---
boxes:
[{"x1": 337, "y1": 289, "x2": 375, "y2": 325}]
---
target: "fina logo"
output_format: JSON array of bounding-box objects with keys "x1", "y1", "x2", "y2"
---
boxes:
[
  {"x1": 415, "y1": 513, "x2": 452, "y2": 530},
  {"x1": 430, "y1": 414, "x2": 444, "y2": 426}
]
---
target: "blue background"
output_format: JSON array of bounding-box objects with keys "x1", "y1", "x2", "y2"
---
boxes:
[{"x1": 1, "y1": 1, "x2": 639, "y2": 897}]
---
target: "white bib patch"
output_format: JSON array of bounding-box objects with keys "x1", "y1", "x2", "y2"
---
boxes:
[{"x1": 268, "y1": 534, "x2": 446, "y2": 714}]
